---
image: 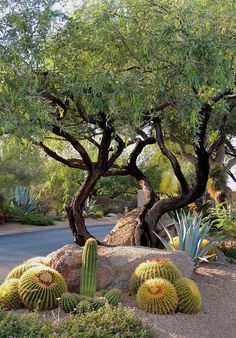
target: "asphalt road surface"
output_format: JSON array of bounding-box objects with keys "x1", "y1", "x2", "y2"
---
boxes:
[{"x1": 0, "y1": 224, "x2": 114, "y2": 282}]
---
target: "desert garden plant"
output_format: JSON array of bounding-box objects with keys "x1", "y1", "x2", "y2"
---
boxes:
[
  {"x1": 154, "y1": 210, "x2": 224, "y2": 264},
  {"x1": 11, "y1": 186, "x2": 38, "y2": 214}
]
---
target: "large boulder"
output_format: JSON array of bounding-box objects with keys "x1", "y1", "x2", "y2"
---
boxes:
[
  {"x1": 104, "y1": 208, "x2": 175, "y2": 245},
  {"x1": 46, "y1": 244, "x2": 194, "y2": 292}
]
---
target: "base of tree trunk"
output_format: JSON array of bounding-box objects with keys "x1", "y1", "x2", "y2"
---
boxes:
[{"x1": 104, "y1": 208, "x2": 176, "y2": 248}]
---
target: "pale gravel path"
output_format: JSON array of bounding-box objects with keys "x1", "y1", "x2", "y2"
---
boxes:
[{"x1": 123, "y1": 263, "x2": 236, "y2": 338}]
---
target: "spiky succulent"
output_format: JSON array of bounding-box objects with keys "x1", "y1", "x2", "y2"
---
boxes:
[
  {"x1": 105, "y1": 288, "x2": 121, "y2": 306},
  {"x1": 136, "y1": 278, "x2": 178, "y2": 314},
  {"x1": 91, "y1": 296, "x2": 107, "y2": 310},
  {"x1": 130, "y1": 259, "x2": 182, "y2": 293},
  {"x1": 174, "y1": 277, "x2": 202, "y2": 314},
  {"x1": 76, "y1": 300, "x2": 92, "y2": 315},
  {"x1": 18, "y1": 266, "x2": 67, "y2": 310},
  {"x1": 6, "y1": 262, "x2": 46, "y2": 280},
  {"x1": 170, "y1": 237, "x2": 215, "y2": 256},
  {"x1": 59, "y1": 293, "x2": 81, "y2": 313},
  {"x1": 0, "y1": 279, "x2": 22, "y2": 309}
]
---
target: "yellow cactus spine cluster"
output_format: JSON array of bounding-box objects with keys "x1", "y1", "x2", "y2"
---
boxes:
[
  {"x1": 174, "y1": 277, "x2": 202, "y2": 314},
  {"x1": 130, "y1": 258, "x2": 182, "y2": 292},
  {"x1": 136, "y1": 278, "x2": 178, "y2": 314}
]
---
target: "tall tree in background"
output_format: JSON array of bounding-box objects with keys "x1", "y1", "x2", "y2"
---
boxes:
[{"x1": 1, "y1": 0, "x2": 236, "y2": 246}]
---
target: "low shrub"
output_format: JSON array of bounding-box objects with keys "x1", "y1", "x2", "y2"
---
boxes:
[
  {"x1": 1, "y1": 205, "x2": 24, "y2": 222},
  {"x1": 59, "y1": 304, "x2": 155, "y2": 338},
  {"x1": 20, "y1": 213, "x2": 55, "y2": 226},
  {"x1": 0, "y1": 305, "x2": 155, "y2": 338},
  {"x1": 0, "y1": 310, "x2": 55, "y2": 338}
]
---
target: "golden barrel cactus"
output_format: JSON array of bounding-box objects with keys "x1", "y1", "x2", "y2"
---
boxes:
[
  {"x1": 170, "y1": 236, "x2": 215, "y2": 256},
  {"x1": 130, "y1": 258, "x2": 182, "y2": 293},
  {"x1": 174, "y1": 277, "x2": 202, "y2": 314},
  {"x1": 136, "y1": 278, "x2": 178, "y2": 314},
  {"x1": 18, "y1": 266, "x2": 67, "y2": 310},
  {"x1": 0, "y1": 278, "x2": 22, "y2": 309},
  {"x1": 6, "y1": 262, "x2": 46, "y2": 280}
]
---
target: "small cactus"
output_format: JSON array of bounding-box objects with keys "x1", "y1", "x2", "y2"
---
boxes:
[
  {"x1": 80, "y1": 238, "x2": 97, "y2": 297},
  {"x1": 0, "y1": 279, "x2": 22, "y2": 309},
  {"x1": 76, "y1": 300, "x2": 92, "y2": 315},
  {"x1": 136, "y1": 278, "x2": 178, "y2": 314},
  {"x1": 91, "y1": 296, "x2": 107, "y2": 310},
  {"x1": 93, "y1": 290, "x2": 107, "y2": 297},
  {"x1": 6, "y1": 262, "x2": 45, "y2": 279},
  {"x1": 18, "y1": 266, "x2": 67, "y2": 310},
  {"x1": 174, "y1": 277, "x2": 202, "y2": 314},
  {"x1": 130, "y1": 259, "x2": 182, "y2": 293},
  {"x1": 105, "y1": 288, "x2": 121, "y2": 306},
  {"x1": 59, "y1": 293, "x2": 81, "y2": 313}
]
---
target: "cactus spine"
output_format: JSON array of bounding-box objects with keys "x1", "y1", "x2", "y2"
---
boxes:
[
  {"x1": 18, "y1": 266, "x2": 67, "y2": 310},
  {"x1": 105, "y1": 288, "x2": 121, "y2": 306},
  {"x1": 136, "y1": 278, "x2": 178, "y2": 314},
  {"x1": 6, "y1": 262, "x2": 45, "y2": 279},
  {"x1": 91, "y1": 296, "x2": 107, "y2": 310},
  {"x1": 59, "y1": 293, "x2": 81, "y2": 313},
  {"x1": 130, "y1": 259, "x2": 182, "y2": 293},
  {"x1": 0, "y1": 279, "x2": 22, "y2": 309},
  {"x1": 80, "y1": 238, "x2": 97, "y2": 297},
  {"x1": 174, "y1": 277, "x2": 202, "y2": 314}
]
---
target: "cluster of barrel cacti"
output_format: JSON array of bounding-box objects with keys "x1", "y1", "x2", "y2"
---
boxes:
[
  {"x1": 0, "y1": 261, "x2": 67, "y2": 311},
  {"x1": 130, "y1": 258, "x2": 202, "y2": 315},
  {"x1": 0, "y1": 238, "x2": 121, "y2": 315}
]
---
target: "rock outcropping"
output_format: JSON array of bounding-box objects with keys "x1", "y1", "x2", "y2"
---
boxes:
[
  {"x1": 46, "y1": 244, "x2": 194, "y2": 292},
  {"x1": 104, "y1": 208, "x2": 175, "y2": 246}
]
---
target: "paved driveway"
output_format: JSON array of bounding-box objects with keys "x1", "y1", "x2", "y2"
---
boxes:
[{"x1": 0, "y1": 224, "x2": 114, "y2": 282}]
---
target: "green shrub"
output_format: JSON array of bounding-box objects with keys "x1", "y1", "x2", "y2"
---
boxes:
[
  {"x1": 1, "y1": 205, "x2": 24, "y2": 222},
  {"x1": 59, "y1": 305, "x2": 155, "y2": 338},
  {"x1": 0, "y1": 310, "x2": 55, "y2": 338},
  {"x1": 20, "y1": 213, "x2": 55, "y2": 226},
  {"x1": 0, "y1": 305, "x2": 155, "y2": 338}
]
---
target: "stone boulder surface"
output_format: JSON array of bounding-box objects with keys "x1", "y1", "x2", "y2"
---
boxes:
[
  {"x1": 104, "y1": 208, "x2": 175, "y2": 246},
  {"x1": 46, "y1": 244, "x2": 194, "y2": 292}
]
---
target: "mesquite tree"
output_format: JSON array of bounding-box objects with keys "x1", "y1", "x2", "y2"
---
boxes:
[{"x1": 1, "y1": 0, "x2": 236, "y2": 247}]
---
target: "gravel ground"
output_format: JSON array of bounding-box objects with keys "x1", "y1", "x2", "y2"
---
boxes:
[{"x1": 123, "y1": 262, "x2": 236, "y2": 338}]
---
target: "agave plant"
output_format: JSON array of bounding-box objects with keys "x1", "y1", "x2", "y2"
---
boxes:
[
  {"x1": 11, "y1": 186, "x2": 38, "y2": 214},
  {"x1": 154, "y1": 209, "x2": 224, "y2": 264}
]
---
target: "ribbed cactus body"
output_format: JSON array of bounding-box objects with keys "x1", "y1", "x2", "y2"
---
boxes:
[
  {"x1": 136, "y1": 278, "x2": 178, "y2": 314},
  {"x1": 93, "y1": 290, "x2": 107, "y2": 297},
  {"x1": 105, "y1": 288, "x2": 121, "y2": 306},
  {"x1": 174, "y1": 277, "x2": 202, "y2": 314},
  {"x1": 0, "y1": 279, "x2": 22, "y2": 309},
  {"x1": 60, "y1": 293, "x2": 81, "y2": 313},
  {"x1": 91, "y1": 296, "x2": 107, "y2": 310},
  {"x1": 6, "y1": 262, "x2": 45, "y2": 279},
  {"x1": 18, "y1": 266, "x2": 67, "y2": 310},
  {"x1": 80, "y1": 238, "x2": 97, "y2": 297},
  {"x1": 130, "y1": 259, "x2": 182, "y2": 293},
  {"x1": 76, "y1": 300, "x2": 92, "y2": 315}
]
